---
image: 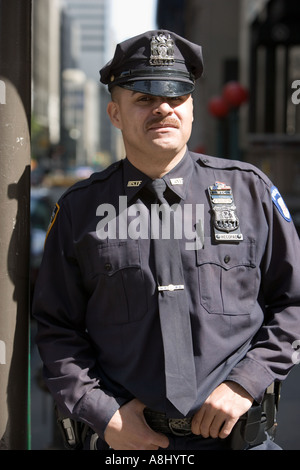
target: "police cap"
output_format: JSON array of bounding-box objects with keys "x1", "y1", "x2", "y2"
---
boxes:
[{"x1": 100, "y1": 30, "x2": 203, "y2": 97}]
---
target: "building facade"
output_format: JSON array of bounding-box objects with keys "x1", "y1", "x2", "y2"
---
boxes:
[
  {"x1": 32, "y1": 0, "x2": 117, "y2": 171},
  {"x1": 32, "y1": 0, "x2": 61, "y2": 161},
  {"x1": 61, "y1": 0, "x2": 110, "y2": 81},
  {"x1": 240, "y1": 0, "x2": 300, "y2": 214},
  {"x1": 60, "y1": 0, "x2": 113, "y2": 168},
  {"x1": 157, "y1": 0, "x2": 300, "y2": 230}
]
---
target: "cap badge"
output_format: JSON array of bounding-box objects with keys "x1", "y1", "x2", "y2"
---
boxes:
[{"x1": 150, "y1": 33, "x2": 175, "y2": 66}]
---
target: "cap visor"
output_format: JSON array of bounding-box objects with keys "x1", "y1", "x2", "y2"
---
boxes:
[{"x1": 119, "y1": 80, "x2": 194, "y2": 97}]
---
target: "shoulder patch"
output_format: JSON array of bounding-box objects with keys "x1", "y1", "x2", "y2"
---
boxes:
[
  {"x1": 271, "y1": 186, "x2": 291, "y2": 222},
  {"x1": 45, "y1": 203, "x2": 60, "y2": 242}
]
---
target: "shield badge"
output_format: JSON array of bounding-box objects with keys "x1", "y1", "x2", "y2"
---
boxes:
[{"x1": 208, "y1": 182, "x2": 243, "y2": 242}]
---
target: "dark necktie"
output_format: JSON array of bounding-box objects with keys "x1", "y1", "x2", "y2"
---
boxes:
[{"x1": 146, "y1": 178, "x2": 197, "y2": 416}]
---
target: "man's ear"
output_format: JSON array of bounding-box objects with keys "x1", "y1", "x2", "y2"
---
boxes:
[{"x1": 107, "y1": 101, "x2": 122, "y2": 129}]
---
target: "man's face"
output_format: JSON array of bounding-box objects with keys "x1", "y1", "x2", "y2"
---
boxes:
[{"x1": 107, "y1": 87, "x2": 194, "y2": 162}]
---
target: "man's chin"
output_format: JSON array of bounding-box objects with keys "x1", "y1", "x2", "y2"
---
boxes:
[{"x1": 148, "y1": 137, "x2": 180, "y2": 152}]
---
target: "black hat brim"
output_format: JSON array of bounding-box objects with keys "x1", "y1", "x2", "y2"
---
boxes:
[{"x1": 111, "y1": 79, "x2": 195, "y2": 97}]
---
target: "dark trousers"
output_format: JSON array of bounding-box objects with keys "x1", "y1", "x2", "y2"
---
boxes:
[{"x1": 87, "y1": 433, "x2": 282, "y2": 451}]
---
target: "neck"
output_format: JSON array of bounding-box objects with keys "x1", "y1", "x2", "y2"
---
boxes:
[{"x1": 126, "y1": 145, "x2": 187, "y2": 179}]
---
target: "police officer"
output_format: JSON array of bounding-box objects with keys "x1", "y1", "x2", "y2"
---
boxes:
[{"x1": 33, "y1": 30, "x2": 300, "y2": 451}]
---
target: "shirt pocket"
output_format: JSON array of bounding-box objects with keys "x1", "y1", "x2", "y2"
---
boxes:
[
  {"x1": 78, "y1": 239, "x2": 148, "y2": 325},
  {"x1": 196, "y1": 239, "x2": 258, "y2": 315}
]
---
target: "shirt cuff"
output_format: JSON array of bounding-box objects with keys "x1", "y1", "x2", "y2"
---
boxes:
[
  {"x1": 73, "y1": 388, "x2": 129, "y2": 440},
  {"x1": 226, "y1": 357, "x2": 275, "y2": 404}
]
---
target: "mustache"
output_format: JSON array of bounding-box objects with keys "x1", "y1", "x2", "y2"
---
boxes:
[{"x1": 146, "y1": 117, "x2": 180, "y2": 130}]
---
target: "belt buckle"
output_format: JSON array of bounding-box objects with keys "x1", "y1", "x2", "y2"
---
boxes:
[{"x1": 168, "y1": 418, "x2": 192, "y2": 436}]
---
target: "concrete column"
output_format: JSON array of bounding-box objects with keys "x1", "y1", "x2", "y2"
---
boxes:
[{"x1": 0, "y1": 0, "x2": 32, "y2": 449}]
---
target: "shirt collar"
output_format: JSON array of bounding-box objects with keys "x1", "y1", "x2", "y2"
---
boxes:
[
  {"x1": 163, "y1": 149, "x2": 193, "y2": 200},
  {"x1": 123, "y1": 158, "x2": 151, "y2": 202},
  {"x1": 123, "y1": 149, "x2": 194, "y2": 202}
]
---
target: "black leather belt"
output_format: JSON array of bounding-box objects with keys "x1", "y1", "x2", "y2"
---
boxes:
[
  {"x1": 144, "y1": 408, "x2": 193, "y2": 436},
  {"x1": 143, "y1": 384, "x2": 280, "y2": 448}
]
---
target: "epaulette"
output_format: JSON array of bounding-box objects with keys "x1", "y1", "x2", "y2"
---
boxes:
[
  {"x1": 190, "y1": 151, "x2": 273, "y2": 188},
  {"x1": 58, "y1": 160, "x2": 123, "y2": 202}
]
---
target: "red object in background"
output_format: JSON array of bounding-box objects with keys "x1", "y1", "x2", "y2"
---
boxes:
[
  {"x1": 193, "y1": 144, "x2": 206, "y2": 154},
  {"x1": 208, "y1": 96, "x2": 229, "y2": 118},
  {"x1": 222, "y1": 81, "x2": 248, "y2": 108}
]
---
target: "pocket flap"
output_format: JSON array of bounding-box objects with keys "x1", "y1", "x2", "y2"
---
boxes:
[{"x1": 196, "y1": 239, "x2": 256, "y2": 270}]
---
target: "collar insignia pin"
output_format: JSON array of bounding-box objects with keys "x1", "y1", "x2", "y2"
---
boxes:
[
  {"x1": 127, "y1": 180, "x2": 142, "y2": 187},
  {"x1": 170, "y1": 178, "x2": 183, "y2": 185}
]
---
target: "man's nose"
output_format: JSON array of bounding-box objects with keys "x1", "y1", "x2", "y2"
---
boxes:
[{"x1": 153, "y1": 99, "x2": 173, "y2": 116}]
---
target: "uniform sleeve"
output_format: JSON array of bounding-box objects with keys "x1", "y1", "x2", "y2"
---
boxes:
[
  {"x1": 227, "y1": 183, "x2": 300, "y2": 403},
  {"x1": 32, "y1": 198, "x2": 127, "y2": 439}
]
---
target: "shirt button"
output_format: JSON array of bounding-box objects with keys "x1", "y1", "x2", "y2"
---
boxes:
[
  {"x1": 224, "y1": 255, "x2": 231, "y2": 264},
  {"x1": 104, "y1": 262, "x2": 112, "y2": 271}
]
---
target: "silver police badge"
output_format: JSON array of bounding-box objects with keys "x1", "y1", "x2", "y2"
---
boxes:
[
  {"x1": 208, "y1": 182, "x2": 243, "y2": 242},
  {"x1": 150, "y1": 33, "x2": 175, "y2": 66}
]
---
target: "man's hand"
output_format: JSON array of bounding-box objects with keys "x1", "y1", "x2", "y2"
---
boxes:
[
  {"x1": 104, "y1": 399, "x2": 170, "y2": 450},
  {"x1": 191, "y1": 381, "x2": 253, "y2": 439}
]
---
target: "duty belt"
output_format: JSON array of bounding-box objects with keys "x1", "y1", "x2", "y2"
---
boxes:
[
  {"x1": 144, "y1": 408, "x2": 193, "y2": 436},
  {"x1": 143, "y1": 383, "x2": 280, "y2": 447}
]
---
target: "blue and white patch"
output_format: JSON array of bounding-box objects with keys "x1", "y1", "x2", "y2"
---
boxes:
[{"x1": 271, "y1": 186, "x2": 291, "y2": 222}]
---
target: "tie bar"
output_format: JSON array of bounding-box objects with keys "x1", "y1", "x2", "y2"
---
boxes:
[{"x1": 158, "y1": 284, "x2": 184, "y2": 292}]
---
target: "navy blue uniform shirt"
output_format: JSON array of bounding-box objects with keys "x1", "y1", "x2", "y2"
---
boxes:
[{"x1": 33, "y1": 151, "x2": 300, "y2": 440}]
